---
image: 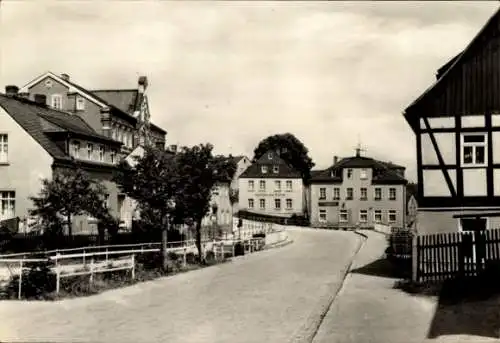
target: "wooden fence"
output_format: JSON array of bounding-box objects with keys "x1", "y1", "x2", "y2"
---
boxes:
[{"x1": 415, "y1": 228, "x2": 500, "y2": 282}]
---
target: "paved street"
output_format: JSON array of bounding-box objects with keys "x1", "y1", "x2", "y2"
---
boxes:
[{"x1": 0, "y1": 228, "x2": 361, "y2": 343}]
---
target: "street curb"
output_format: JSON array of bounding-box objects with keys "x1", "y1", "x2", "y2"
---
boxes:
[{"x1": 288, "y1": 233, "x2": 367, "y2": 343}]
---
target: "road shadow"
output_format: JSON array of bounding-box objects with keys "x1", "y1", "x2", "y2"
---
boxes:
[
  {"x1": 426, "y1": 271, "x2": 500, "y2": 339},
  {"x1": 350, "y1": 257, "x2": 407, "y2": 279}
]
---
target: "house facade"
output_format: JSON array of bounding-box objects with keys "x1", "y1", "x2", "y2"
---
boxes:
[
  {"x1": 238, "y1": 150, "x2": 304, "y2": 217},
  {"x1": 406, "y1": 183, "x2": 418, "y2": 231},
  {"x1": 17, "y1": 72, "x2": 166, "y2": 155},
  {"x1": 309, "y1": 150, "x2": 407, "y2": 229},
  {"x1": 0, "y1": 92, "x2": 132, "y2": 234},
  {"x1": 404, "y1": 8, "x2": 500, "y2": 234},
  {"x1": 229, "y1": 155, "x2": 252, "y2": 213},
  {"x1": 201, "y1": 181, "x2": 233, "y2": 234}
]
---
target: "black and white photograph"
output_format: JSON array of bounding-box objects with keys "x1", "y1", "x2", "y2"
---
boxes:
[{"x1": 1, "y1": 1, "x2": 500, "y2": 342}]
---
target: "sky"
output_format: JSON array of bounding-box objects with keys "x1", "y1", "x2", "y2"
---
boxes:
[{"x1": 1, "y1": 1, "x2": 499, "y2": 182}]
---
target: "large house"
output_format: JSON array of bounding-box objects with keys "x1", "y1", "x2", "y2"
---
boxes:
[
  {"x1": 404, "y1": 7, "x2": 500, "y2": 234},
  {"x1": 238, "y1": 150, "x2": 304, "y2": 217},
  {"x1": 0, "y1": 92, "x2": 132, "y2": 234},
  {"x1": 15, "y1": 72, "x2": 166, "y2": 154},
  {"x1": 309, "y1": 149, "x2": 407, "y2": 229}
]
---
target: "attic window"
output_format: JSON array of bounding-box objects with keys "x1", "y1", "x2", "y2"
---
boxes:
[
  {"x1": 347, "y1": 169, "x2": 353, "y2": 179},
  {"x1": 273, "y1": 166, "x2": 279, "y2": 174},
  {"x1": 71, "y1": 141, "x2": 80, "y2": 159},
  {"x1": 360, "y1": 169, "x2": 368, "y2": 180},
  {"x1": 268, "y1": 152, "x2": 273, "y2": 159},
  {"x1": 51, "y1": 94, "x2": 62, "y2": 110},
  {"x1": 261, "y1": 166, "x2": 268, "y2": 174},
  {"x1": 76, "y1": 96, "x2": 85, "y2": 111}
]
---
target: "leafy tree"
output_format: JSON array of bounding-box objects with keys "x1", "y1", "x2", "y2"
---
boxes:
[
  {"x1": 173, "y1": 144, "x2": 236, "y2": 262},
  {"x1": 253, "y1": 133, "x2": 315, "y2": 183},
  {"x1": 29, "y1": 167, "x2": 110, "y2": 238},
  {"x1": 114, "y1": 146, "x2": 178, "y2": 271}
]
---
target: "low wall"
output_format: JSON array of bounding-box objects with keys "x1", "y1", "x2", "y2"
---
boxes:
[{"x1": 264, "y1": 230, "x2": 288, "y2": 246}]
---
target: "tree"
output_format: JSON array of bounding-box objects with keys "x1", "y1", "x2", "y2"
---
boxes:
[
  {"x1": 114, "y1": 146, "x2": 178, "y2": 271},
  {"x1": 173, "y1": 144, "x2": 236, "y2": 262},
  {"x1": 252, "y1": 133, "x2": 315, "y2": 183},
  {"x1": 29, "y1": 167, "x2": 110, "y2": 238}
]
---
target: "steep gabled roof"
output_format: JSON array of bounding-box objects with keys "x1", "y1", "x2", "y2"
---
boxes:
[
  {"x1": 239, "y1": 150, "x2": 301, "y2": 179},
  {"x1": 0, "y1": 94, "x2": 121, "y2": 160},
  {"x1": 404, "y1": 7, "x2": 500, "y2": 118},
  {"x1": 310, "y1": 155, "x2": 407, "y2": 184}
]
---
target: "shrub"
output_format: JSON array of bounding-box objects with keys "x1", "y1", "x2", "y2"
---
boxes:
[{"x1": 6, "y1": 261, "x2": 56, "y2": 299}]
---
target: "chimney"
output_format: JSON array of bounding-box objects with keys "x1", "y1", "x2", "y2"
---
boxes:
[
  {"x1": 5, "y1": 85, "x2": 19, "y2": 97},
  {"x1": 138, "y1": 76, "x2": 148, "y2": 94},
  {"x1": 333, "y1": 155, "x2": 338, "y2": 165},
  {"x1": 100, "y1": 107, "x2": 111, "y2": 137},
  {"x1": 61, "y1": 73, "x2": 70, "y2": 82},
  {"x1": 34, "y1": 94, "x2": 47, "y2": 106},
  {"x1": 18, "y1": 92, "x2": 29, "y2": 99}
]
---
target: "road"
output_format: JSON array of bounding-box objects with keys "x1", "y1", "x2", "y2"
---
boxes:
[{"x1": 0, "y1": 228, "x2": 362, "y2": 343}]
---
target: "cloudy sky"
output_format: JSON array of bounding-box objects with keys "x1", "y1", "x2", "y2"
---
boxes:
[{"x1": 1, "y1": 1, "x2": 499, "y2": 181}]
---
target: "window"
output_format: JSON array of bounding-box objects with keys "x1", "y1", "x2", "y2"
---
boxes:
[
  {"x1": 388, "y1": 210, "x2": 397, "y2": 223},
  {"x1": 51, "y1": 94, "x2": 62, "y2": 109},
  {"x1": 87, "y1": 143, "x2": 93, "y2": 160},
  {"x1": 333, "y1": 187, "x2": 340, "y2": 200},
  {"x1": 273, "y1": 165, "x2": 279, "y2": 174},
  {"x1": 374, "y1": 188, "x2": 382, "y2": 201},
  {"x1": 261, "y1": 166, "x2": 268, "y2": 174},
  {"x1": 319, "y1": 187, "x2": 326, "y2": 200},
  {"x1": 259, "y1": 199, "x2": 265, "y2": 210},
  {"x1": 319, "y1": 209, "x2": 327, "y2": 222},
  {"x1": 286, "y1": 180, "x2": 292, "y2": 191},
  {"x1": 275, "y1": 180, "x2": 281, "y2": 191},
  {"x1": 360, "y1": 188, "x2": 367, "y2": 200},
  {"x1": 267, "y1": 152, "x2": 273, "y2": 159},
  {"x1": 347, "y1": 169, "x2": 353, "y2": 178},
  {"x1": 0, "y1": 191, "x2": 15, "y2": 219},
  {"x1": 374, "y1": 210, "x2": 382, "y2": 223},
  {"x1": 389, "y1": 188, "x2": 397, "y2": 200},
  {"x1": 286, "y1": 198, "x2": 292, "y2": 210},
  {"x1": 111, "y1": 128, "x2": 117, "y2": 140},
  {"x1": 0, "y1": 134, "x2": 8, "y2": 163},
  {"x1": 339, "y1": 210, "x2": 348, "y2": 223},
  {"x1": 98, "y1": 145, "x2": 105, "y2": 162},
  {"x1": 359, "y1": 210, "x2": 368, "y2": 223},
  {"x1": 274, "y1": 198, "x2": 281, "y2": 210},
  {"x1": 346, "y1": 188, "x2": 353, "y2": 200},
  {"x1": 259, "y1": 180, "x2": 266, "y2": 191},
  {"x1": 76, "y1": 96, "x2": 85, "y2": 111},
  {"x1": 71, "y1": 141, "x2": 80, "y2": 158},
  {"x1": 110, "y1": 149, "x2": 116, "y2": 164},
  {"x1": 360, "y1": 168, "x2": 368, "y2": 180},
  {"x1": 248, "y1": 199, "x2": 254, "y2": 209},
  {"x1": 461, "y1": 133, "x2": 487, "y2": 166},
  {"x1": 248, "y1": 180, "x2": 254, "y2": 191}
]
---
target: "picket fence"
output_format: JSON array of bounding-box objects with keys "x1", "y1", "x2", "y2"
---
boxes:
[{"x1": 415, "y1": 228, "x2": 500, "y2": 282}]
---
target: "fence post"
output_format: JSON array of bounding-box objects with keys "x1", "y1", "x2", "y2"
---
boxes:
[
  {"x1": 89, "y1": 257, "x2": 94, "y2": 284},
  {"x1": 18, "y1": 258, "x2": 24, "y2": 300},
  {"x1": 83, "y1": 250, "x2": 86, "y2": 265},
  {"x1": 55, "y1": 254, "x2": 60, "y2": 294},
  {"x1": 183, "y1": 248, "x2": 187, "y2": 267},
  {"x1": 232, "y1": 242, "x2": 236, "y2": 257},
  {"x1": 412, "y1": 233, "x2": 418, "y2": 282},
  {"x1": 131, "y1": 254, "x2": 135, "y2": 280},
  {"x1": 105, "y1": 248, "x2": 108, "y2": 263}
]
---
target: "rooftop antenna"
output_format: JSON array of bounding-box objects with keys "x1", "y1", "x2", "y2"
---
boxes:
[{"x1": 355, "y1": 134, "x2": 367, "y2": 157}]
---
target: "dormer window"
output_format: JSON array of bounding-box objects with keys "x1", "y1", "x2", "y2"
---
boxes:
[
  {"x1": 76, "y1": 96, "x2": 85, "y2": 111},
  {"x1": 98, "y1": 145, "x2": 105, "y2": 162},
  {"x1": 360, "y1": 168, "x2": 368, "y2": 180},
  {"x1": 51, "y1": 94, "x2": 62, "y2": 110},
  {"x1": 273, "y1": 165, "x2": 279, "y2": 174},
  {"x1": 261, "y1": 166, "x2": 268, "y2": 174},
  {"x1": 267, "y1": 152, "x2": 273, "y2": 159},
  {"x1": 347, "y1": 169, "x2": 353, "y2": 179},
  {"x1": 71, "y1": 141, "x2": 80, "y2": 158}
]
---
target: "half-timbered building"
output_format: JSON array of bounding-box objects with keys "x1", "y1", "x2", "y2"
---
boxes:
[{"x1": 404, "y1": 7, "x2": 500, "y2": 234}]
